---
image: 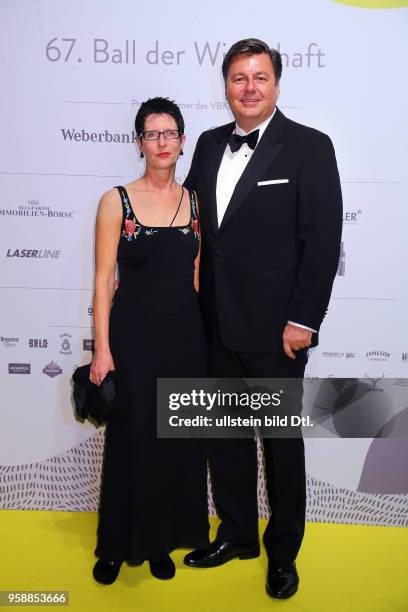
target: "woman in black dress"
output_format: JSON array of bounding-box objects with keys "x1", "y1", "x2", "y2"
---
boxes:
[{"x1": 90, "y1": 97, "x2": 209, "y2": 584}]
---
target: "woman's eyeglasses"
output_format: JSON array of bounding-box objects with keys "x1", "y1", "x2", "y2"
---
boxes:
[{"x1": 142, "y1": 129, "x2": 181, "y2": 141}]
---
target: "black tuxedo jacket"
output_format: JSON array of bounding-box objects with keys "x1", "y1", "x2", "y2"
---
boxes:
[{"x1": 185, "y1": 107, "x2": 342, "y2": 353}]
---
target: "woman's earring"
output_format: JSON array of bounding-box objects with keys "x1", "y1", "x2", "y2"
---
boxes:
[
  {"x1": 140, "y1": 152, "x2": 144, "y2": 158},
  {"x1": 179, "y1": 150, "x2": 184, "y2": 156}
]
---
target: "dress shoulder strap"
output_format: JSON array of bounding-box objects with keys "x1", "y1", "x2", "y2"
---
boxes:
[
  {"x1": 115, "y1": 185, "x2": 129, "y2": 213},
  {"x1": 188, "y1": 190, "x2": 200, "y2": 238},
  {"x1": 189, "y1": 189, "x2": 199, "y2": 222},
  {"x1": 115, "y1": 185, "x2": 137, "y2": 226}
]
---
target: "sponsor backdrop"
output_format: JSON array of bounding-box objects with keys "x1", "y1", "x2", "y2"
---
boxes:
[{"x1": 1, "y1": 0, "x2": 407, "y2": 525}]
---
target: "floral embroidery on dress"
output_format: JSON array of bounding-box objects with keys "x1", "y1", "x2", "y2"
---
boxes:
[
  {"x1": 191, "y1": 218, "x2": 200, "y2": 238},
  {"x1": 118, "y1": 187, "x2": 199, "y2": 241},
  {"x1": 121, "y1": 194, "x2": 142, "y2": 241},
  {"x1": 122, "y1": 216, "x2": 141, "y2": 241}
]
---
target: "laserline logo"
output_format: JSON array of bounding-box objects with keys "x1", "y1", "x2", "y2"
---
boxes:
[{"x1": 6, "y1": 249, "x2": 61, "y2": 259}]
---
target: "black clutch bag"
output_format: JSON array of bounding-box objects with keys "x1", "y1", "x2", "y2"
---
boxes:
[{"x1": 72, "y1": 363, "x2": 127, "y2": 425}]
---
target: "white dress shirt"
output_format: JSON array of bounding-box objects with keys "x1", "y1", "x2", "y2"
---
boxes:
[
  {"x1": 215, "y1": 108, "x2": 316, "y2": 334},
  {"x1": 216, "y1": 109, "x2": 276, "y2": 226}
]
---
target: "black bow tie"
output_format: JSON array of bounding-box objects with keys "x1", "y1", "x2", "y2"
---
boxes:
[{"x1": 229, "y1": 129, "x2": 259, "y2": 153}]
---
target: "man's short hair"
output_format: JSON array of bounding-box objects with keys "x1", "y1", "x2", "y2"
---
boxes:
[{"x1": 222, "y1": 38, "x2": 282, "y2": 83}]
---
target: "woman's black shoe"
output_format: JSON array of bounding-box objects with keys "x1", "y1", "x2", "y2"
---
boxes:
[
  {"x1": 149, "y1": 554, "x2": 176, "y2": 580},
  {"x1": 93, "y1": 558, "x2": 122, "y2": 585}
]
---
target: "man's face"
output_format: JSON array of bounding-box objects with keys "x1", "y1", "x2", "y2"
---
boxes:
[{"x1": 225, "y1": 53, "x2": 280, "y2": 131}]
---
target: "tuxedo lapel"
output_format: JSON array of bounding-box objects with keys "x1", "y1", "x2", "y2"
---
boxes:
[
  {"x1": 219, "y1": 108, "x2": 287, "y2": 233},
  {"x1": 206, "y1": 122, "x2": 234, "y2": 234}
]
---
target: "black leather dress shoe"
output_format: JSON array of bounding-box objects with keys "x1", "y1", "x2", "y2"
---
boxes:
[
  {"x1": 93, "y1": 559, "x2": 122, "y2": 585},
  {"x1": 266, "y1": 562, "x2": 299, "y2": 599},
  {"x1": 149, "y1": 554, "x2": 176, "y2": 580},
  {"x1": 184, "y1": 540, "x2": 260, "y2": 568}
]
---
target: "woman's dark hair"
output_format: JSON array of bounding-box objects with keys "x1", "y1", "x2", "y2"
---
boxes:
[
  {"x1": 222, "y1": 38, "x2": 282, "y2": 83},
  {"x1": 135, "y1": 97, "x2": 184, "y2": 137}
]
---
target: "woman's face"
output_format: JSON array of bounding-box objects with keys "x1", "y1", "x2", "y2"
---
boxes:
[{"x1": 138, "y1": 113, "x2": 185, "y2": 170}]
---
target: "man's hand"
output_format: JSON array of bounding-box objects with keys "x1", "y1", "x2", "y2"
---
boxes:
[{"x1": 283, "y1": 324, "x2": 312, "y2": 359}]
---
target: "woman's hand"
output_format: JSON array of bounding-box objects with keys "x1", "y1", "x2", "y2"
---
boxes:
[{"x1": 90, "y1": 349, "x2": 115, "y2": 386}]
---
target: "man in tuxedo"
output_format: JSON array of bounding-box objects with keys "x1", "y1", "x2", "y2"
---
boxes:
[{"x1": 184, "y1": 38, "x2": 342, "y2": 599}]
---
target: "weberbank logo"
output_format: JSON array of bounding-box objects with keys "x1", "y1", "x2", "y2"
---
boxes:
[
  {"x1": 0, "y1": 199, "x2": 74, "y2": 219},
  {"x1": 6, "y1": 248, "x2": 61, "y2": 259},
  {"x1": 61, "y1": 128, "x2": 137, "y2": 144}
]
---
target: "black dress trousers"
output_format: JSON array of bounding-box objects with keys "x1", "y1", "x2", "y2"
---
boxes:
[{"x1": 208, "y1": 328, "x2": 308, "y2": 564}]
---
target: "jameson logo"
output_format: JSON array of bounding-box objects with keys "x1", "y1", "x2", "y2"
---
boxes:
[
  {"x1": 0, "y1": 199, "x2": 74, "y2": 219},
  {"x1": 9, "y1": 363, "x2": 30, "y2": 374},
  {"x1": 61, "y1": 129, "x2": 136, "y2": 144},
  {"x1": 6, "y1": 249, "x2": 61, "y2": 259},
  {"x1": 366, "y1": 351, "x2": 390, "y2": 362},
  {"x1": 43, "y1": 361, "x2": 62, "y2": 378}
]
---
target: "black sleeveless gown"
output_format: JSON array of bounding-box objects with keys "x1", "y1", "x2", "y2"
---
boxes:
[{"x1": 95, "y1": 186, "x2": 210, "y2": 563}]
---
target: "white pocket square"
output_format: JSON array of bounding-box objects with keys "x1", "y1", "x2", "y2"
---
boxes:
[{"x1": 257, "y1": 179, "x2": 289, "y2": 186}]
